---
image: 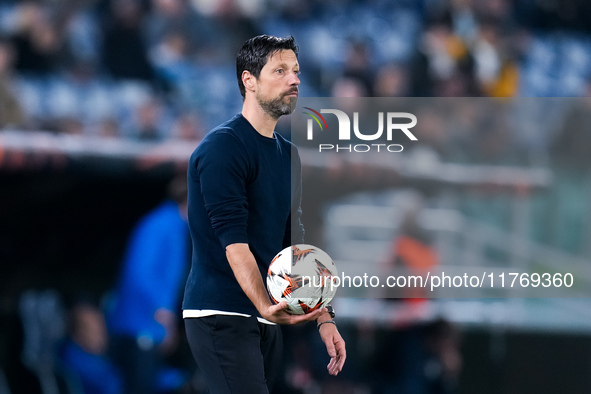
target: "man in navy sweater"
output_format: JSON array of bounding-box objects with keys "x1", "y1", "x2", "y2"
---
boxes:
[{"x1": 183, "y1": 35, "x2": 346, "y2": 393}]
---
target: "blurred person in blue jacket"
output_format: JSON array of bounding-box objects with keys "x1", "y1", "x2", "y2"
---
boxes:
[
  {"x1": 107, "y1": 175, "x2": 189, "y2": 394},
  {"x1": 60, "y1": 301, "x2": 123, "y2": 394}
]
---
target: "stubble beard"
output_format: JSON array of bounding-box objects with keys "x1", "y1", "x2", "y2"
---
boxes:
[{"x1": 257, "y1": 92, "x2": 297, "y2": 120}]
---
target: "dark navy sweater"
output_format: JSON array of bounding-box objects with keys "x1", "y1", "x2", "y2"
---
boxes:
[{"x1": 183, "y1": 114, "x2": 304, "y2": 316}]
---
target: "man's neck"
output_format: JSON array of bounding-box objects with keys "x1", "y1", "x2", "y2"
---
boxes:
[{"x1": 241, "y1": 100, "x2": 278, "y2": 138}]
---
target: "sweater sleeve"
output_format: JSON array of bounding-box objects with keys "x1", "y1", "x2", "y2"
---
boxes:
[{"x1": 196, "y1": 131, "x2": 251, "y2": 248}]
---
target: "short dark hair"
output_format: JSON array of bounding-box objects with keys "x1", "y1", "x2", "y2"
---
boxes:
[{"x1": 236, "y1": 35, "x2": 298, "y2": 98}]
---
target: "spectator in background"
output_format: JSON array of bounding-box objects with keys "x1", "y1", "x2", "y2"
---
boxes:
[
  {"x1": 149, "y1": 30, "x2": 197, "y2": 88},
  {"x1": 384, "y1": 193, "x2": 439, "y2": 302},
  {"x1": 144, "y1": 0, "x2": 206, "y2": 57},
  {"x1": 131, "y1": 97, "x2": 165, "y2": 141},
  {"x1": 58, "y1": 116, "x2": 85, "y2": 135},
  {"x1": 0, "y1": 38, "x2": 25, "y2": 128},
  {"x1": 11, "y1": 2, "x2": 68, "y2": 76},
  {"x1": 60, "y1": 301, "x2": 123, "y2": 394},
  {"x1": 470, "y1": 19, "x2": 519, "y2": 97},
  {"x1": 170, "y1": 111, "x2": 205, "y2": 141},
  {"x1": 342, "y1": 41, "x2": 374, "y2": 96},
  {"x1": 331, "y1": 76, "x2": 369, "y2": 98},
  {"x1": 107, "y1": 175, "x2": 190, "y2": 394},
  {"x1": 423, "y1": 318, "x2": 462, "y2": 394},
  {"x1": 101, "y1": 0, "x2": 155, "y2": 83},
  {"x1": 96, "y1": 117, "x2": 121, "y2": 138},
  {"x1": 410, "y1": 14, "x2": 480, "y2": 97},
  {"x1": 191, "y1": 0, "x2": 260, "y2": 63},
  {"x1": 373, "y1": 63, "x2": 407, "y2": 97}
]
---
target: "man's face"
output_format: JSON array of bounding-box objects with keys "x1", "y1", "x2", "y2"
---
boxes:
[{"x1": 255, "y1": 49, "x2": 300, "y2": 119}]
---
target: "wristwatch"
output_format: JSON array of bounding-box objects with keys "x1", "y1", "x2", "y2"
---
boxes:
[{"x1": 326, "y1": 304, "x2": 335, "y2": 318}]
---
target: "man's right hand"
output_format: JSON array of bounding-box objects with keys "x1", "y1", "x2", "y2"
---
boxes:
[
  {"x1": 262, "y1": 301, "x2": 326, "y2": 325},
  {"x1": 226, "y1": 243, "x2": 326, "y2": 325}
]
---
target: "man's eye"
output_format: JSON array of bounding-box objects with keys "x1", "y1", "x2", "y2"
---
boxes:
[{"x1": 276, "y1": 69, "x2": 284, "y2": 74}]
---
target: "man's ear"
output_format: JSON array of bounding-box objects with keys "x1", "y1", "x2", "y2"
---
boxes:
[{"x1": 242, "y1": 70, "x2": 256, "y2": 93}]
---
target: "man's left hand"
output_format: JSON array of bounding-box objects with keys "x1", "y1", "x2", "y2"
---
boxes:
[{"x1": 318, "y1": 319, "x2": 346, "y2": 376}]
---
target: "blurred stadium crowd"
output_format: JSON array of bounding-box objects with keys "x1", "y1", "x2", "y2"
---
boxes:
[{"x1": 0, "y1": 0, "x2": 591, "y2": 137}]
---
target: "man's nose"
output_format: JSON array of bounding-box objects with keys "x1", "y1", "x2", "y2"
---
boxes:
[{"x1": 289, "y1": 71, "x2": 300, "y2": 86}]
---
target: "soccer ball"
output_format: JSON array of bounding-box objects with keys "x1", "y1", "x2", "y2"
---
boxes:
[{"x1": 266, "y1": 244, "x2": 338, "y2": 315}]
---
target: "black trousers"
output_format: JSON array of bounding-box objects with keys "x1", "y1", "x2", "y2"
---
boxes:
[{"x1": 185, "y1": 315, "x2": 282, "y2": 394}]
